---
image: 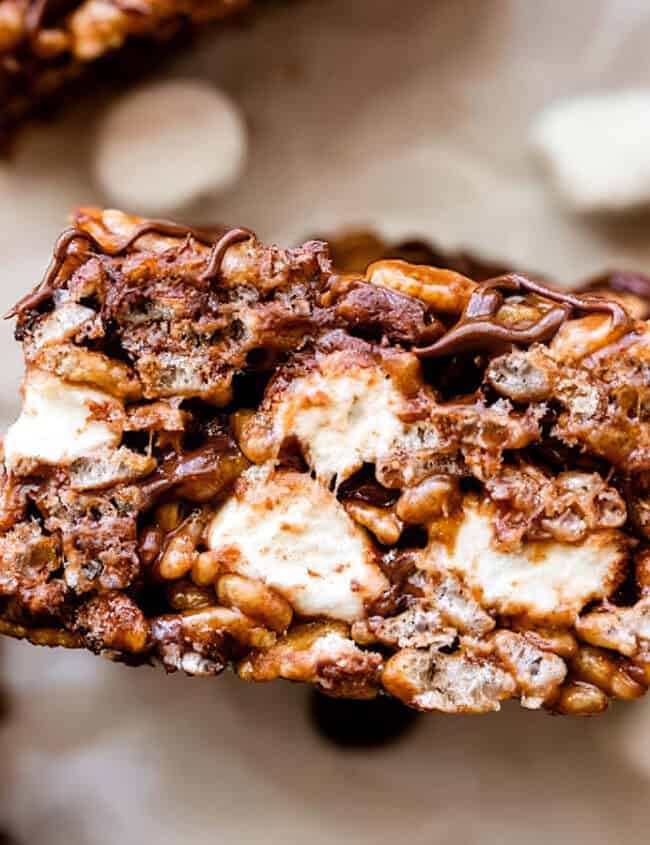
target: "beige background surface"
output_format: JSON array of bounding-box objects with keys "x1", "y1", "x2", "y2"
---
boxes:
[{"x1": 3, "y1": 1, "x2": 650, "y2": 842}]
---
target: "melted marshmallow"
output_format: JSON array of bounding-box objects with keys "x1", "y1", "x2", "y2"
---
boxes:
[
  {"x1": 208, "y1": 467, "x2": 389, "y2": 622},
  {"x1": 425, "y1": 499, "x2": 625, "y2": 623},
  {"x1": 4, "y1": 369, "x2": 123, "y2": 470}
]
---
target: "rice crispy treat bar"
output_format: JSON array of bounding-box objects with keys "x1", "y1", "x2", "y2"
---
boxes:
[
  {"x1": 3, "y1": 207, "x2": 650, "y2": 715},
  {"x1": 0, "y1": 0, "x2": 250, "y2": 143}
]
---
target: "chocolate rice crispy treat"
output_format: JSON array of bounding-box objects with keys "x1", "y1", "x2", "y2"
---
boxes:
[
  {"x1": 3, "y1": 207, "x2": 650, "y2": 715},
  {"x1": 0, "y1": 0, "x2": 251, "y2": 144}
]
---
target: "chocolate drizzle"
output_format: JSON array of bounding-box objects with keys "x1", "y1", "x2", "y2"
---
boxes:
[
  {"x1": 413, "y1": 273, "x2": 632, "y2": 358},
  {"x1": 138, "y1": 433, "x2": 247, "y2": 510},
  {"x1": 198, "y1": 227, "x2": 253, "y2": 282},
  {"x1": 4, "y1": 221, "x2": 254, "y2": 319}
]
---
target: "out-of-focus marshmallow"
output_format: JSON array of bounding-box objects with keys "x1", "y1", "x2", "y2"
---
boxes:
[
  {"x1": 531, "y1": 90, "x2": 650, "y2": 213},
  {"x1": 94, "y1": 79, "x2": 248, "y2": 214}
]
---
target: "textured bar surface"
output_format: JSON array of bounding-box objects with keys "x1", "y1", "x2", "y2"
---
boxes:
[{"x1": 3, "y1": 207, "x2": 650, "y2": 715}]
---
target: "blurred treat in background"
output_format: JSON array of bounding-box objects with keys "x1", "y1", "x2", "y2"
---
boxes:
[
  {"x1": 3, "y1": 1, "x2": 650, "y2": 845},
  {"x1": 323, "y1": 229, "x2": 512, "y2": 279},
  {"x1": 0, "y1": 0, "x2": 252, "y2": 146},
  {"x1": 310, "y1": 691, "x2": 418, "y2": 748}
]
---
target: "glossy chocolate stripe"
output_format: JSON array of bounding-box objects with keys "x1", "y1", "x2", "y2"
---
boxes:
[{"x1": 414, "y1": 273, "x2": 631, "y2": 358}]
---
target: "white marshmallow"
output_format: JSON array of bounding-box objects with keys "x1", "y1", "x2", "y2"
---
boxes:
[
  {"x1": 4, "y1": 369, "x2": 123, "y2": 470},
  {"x1": 208, "y1": 466, "x2": 389, "y2": 622},
  {"x1": 425, "y1": 498, "x2": 625, "y2": 624},
  {"x1": 531, "y1": 90, "x2": 650, "y2": 212},
  {"x1": 94, "y1": 79, "x2": 248, "y2": 214},
  {"x1": 269, "y1": 359, "x2": 408, "y2": 486}
]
